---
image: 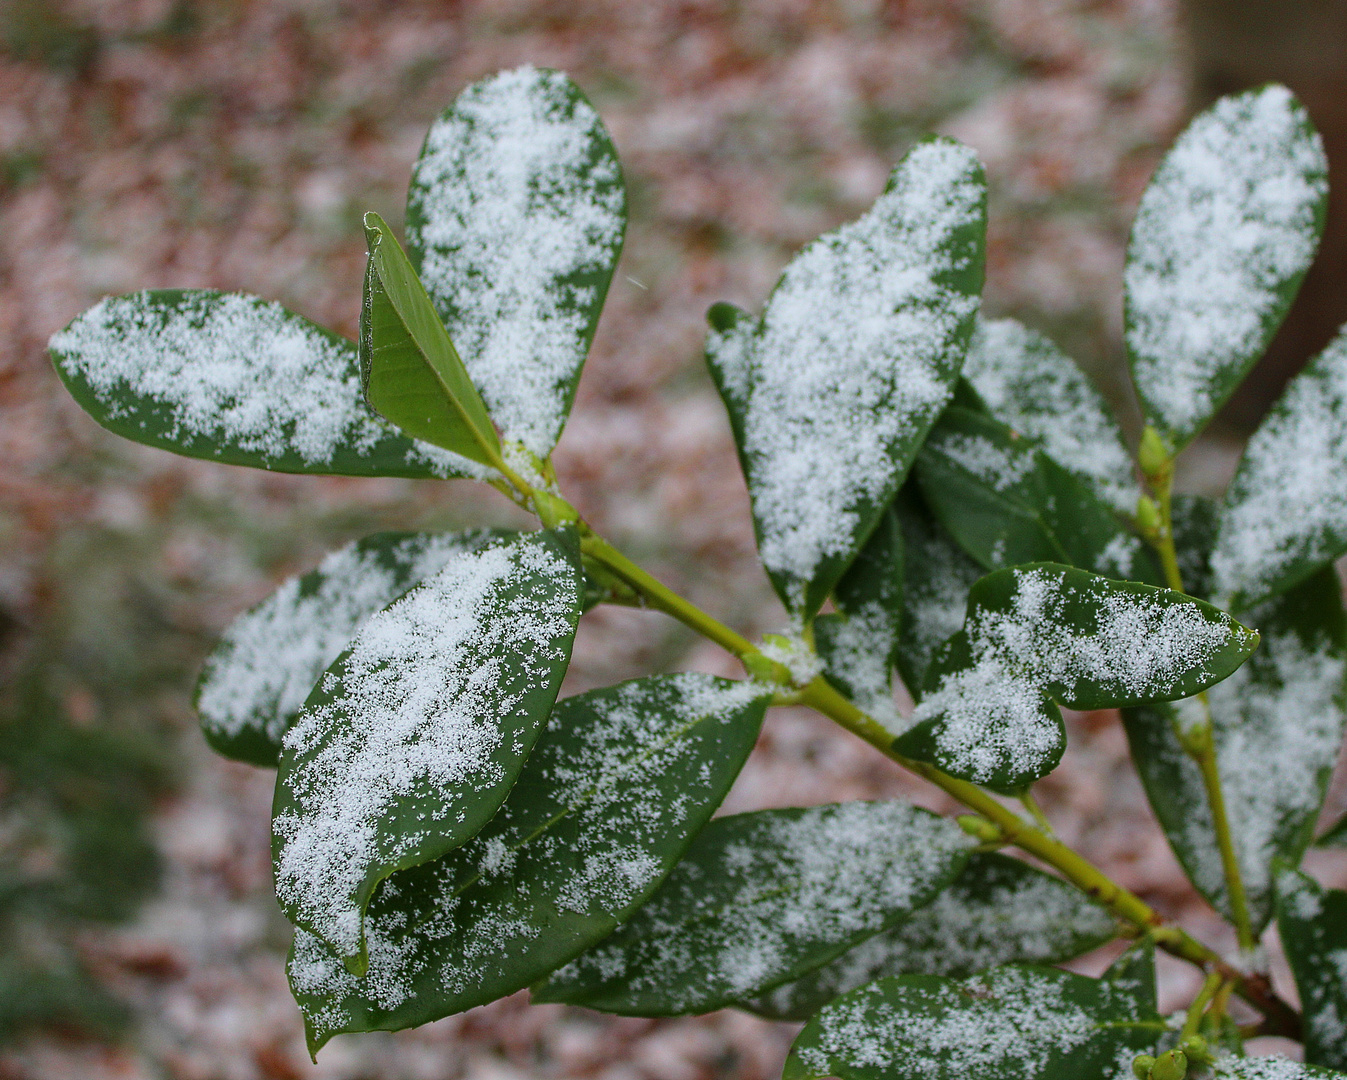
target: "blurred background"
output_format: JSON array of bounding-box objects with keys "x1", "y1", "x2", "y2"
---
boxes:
[{"x1": 0, "y1": 1, "x2": 1345, "y2": 1077}]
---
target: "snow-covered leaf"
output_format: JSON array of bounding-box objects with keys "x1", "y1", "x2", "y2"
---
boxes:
[
  {"x1": 288, "y1": 674, "x2": 768, "y2": 1053},
  {"x1": 896, "y1": 563, "x2": 1258, "y2": 793},
  {"x1": 1104, "y1": 938, "x2": 1158, "y2": 1014},
  {"x1": 1124, "y1": 85, "x2": 1328, "y2": 451},
  {"x1": 533, "y1": 801, "x2": 974, "y2": 1016},
  {"x1": 1211, "y1": 325, "x2": 1347, "y2": 613},
  {"x1": 406, "y1": 65, "x2": 625, "y2": 458},
  {"x1": 271, "y1": 529, "x2": 583, "y2": 971},
  {"x1": 196, "y1": 530, "x2": 514, "y2": 767},
  {"x1": 890, "y1": 484, "x2": 984, "y2": 700},
  {"x1": 745, "y1": 853, "x2": 1117, "y2": 1021},
  {"x1": 1274, "y1": 864, "x2": 1347, "y2": 1070},
  {"x1": 1123, "y1": 566, "x2": 1347, "y2": 929},
  {"x1": 963, "y1": 317, "x2": 1139, "y2": 514},
  {"x1": 47, "y1": 290, "x2": 473, "y2": 478},
  {"x1": 915, "y1": 407, "x2": 1159, "y2": 584},
  {"x1": 1213, "y1": 1057, "x2": 1347, "y2": 1080},
  {"x1": 705, "y1": 137, "x2": 985, "y2": 617},
  {"x1": 360, "y1": 211, "x2": 501, "y2": 467},
  {"x1": 783, "y1": 965, "x2": 1163, "y2": 1080},
  {"x1": 815, "y1": 507, "x2": 904, "y2": 731}
]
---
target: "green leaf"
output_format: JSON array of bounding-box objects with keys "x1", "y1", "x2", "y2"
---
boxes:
[
  {"x1": 890, "y1": 483, "x2": 984, "y2": 700},
  {"x1": 1124, "y1": 85, "x2": 1328, "y2": 452},
  {"x1": 1211, "y1": 325, "x2": 1347, "y2": 613},
  {"x1": 815, "y1": 506, "x2": 904, "y2": 731},
  {"x1": 533, "y1": 801, "x2": 974, "y2": 1016},
  {"x1": 360, "y1": 212, "x2": 502, "y2": 468},
  {"x1": 1316, "y1": 813, "x2": 1347, "y2": 849},
  {"x1": 47, "y1": 289, "x2": 474, "y2": 478},
  {"x1": 196, "y1": 530, "x2": 515, "y2": 767},
  {"x1": 271, "y1": 529, "x2": 583, "y2": 972},
  {"x1": 783, "y1": 965, "x2": 1163, "y2": 1080},
  {"x1": 1213, "y1": 1057, "x2": 1347, "y2": 1080},
  {"x1": 1274, "y1": 865, "x2": 1347, "y2": 1070},
  {"x1": 1123, "y1": 566, "x2": 1347, "y2": 930},
  {"x1": 963, "y1": 317, "x2": 1140, "y2": 515},
  {"x1": 288, "y1": 674, "x2": 770, "y2": 1053},
  {"x1": 745, "y1": 852, "x2": 1118, "y2": 1021},
  {"x1": 914, "y1": 406, "x2": 1160, "y2": 584},
  {"x1": 1104, "y1": 937, "x2": 1158, "y2": 1014},
  {"x1": 705, "y1": 136, "x2": 986, "y2": 617},
  {"x1": 896, "y1": 563, "x2": 1259, "y2": 793},
  {"x1": 405, "y1": 66, "x2": 626, "y2": 458}
]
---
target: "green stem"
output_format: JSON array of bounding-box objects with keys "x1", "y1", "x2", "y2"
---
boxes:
[
  {"x1": 1182, "y1": 972, "x2": 1222, "y2": 1039},
  {"x1": 1145, "y1": 467, "x2": 1258, "y2": 952},
  {"x1": 576, "y1": 517, "x2": 1300, "y2": 1038},
  {"x1": 1020, "y1": 790, "x2": 1055, "y2": 835}
]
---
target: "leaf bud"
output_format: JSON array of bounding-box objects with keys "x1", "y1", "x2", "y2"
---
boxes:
[
  {"x1": 1178, "y1": 1035, "x2": 1209, "y2": 1063},
  {"x1": 1150, "y1": 1049, "x2": 1187, "y2": 1080},
  {"x1": 1132, "y1": 1055, "x2": 1156, "y2": 1080},
  {"x1": 1138, "y1": 426, "x2": 1170, "y2": 479},
  {"x1": 956, "y1": 814, "x2": 1003, "y2": 844},
  {"x1": 1135, "y1": 495, "x2": 1162, "y2": 539}
]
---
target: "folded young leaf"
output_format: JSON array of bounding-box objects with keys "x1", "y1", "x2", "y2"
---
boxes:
[
  {"x1": 705, "y1": 137, "x2": 985, "y2": 617},
  {"x1": 197, "y1": 530, "x2": 513, "y2": 767},
  {"x1": 890, "y1": 483, "x2": 984, "y2": 700},
  {"x1": 288, "y1": 674, "x2": 769, "y2": 1053},
  {"x1": 915, "y1": 407, "x2": 1159, "y2": 584},
  {"x1": 962, "y1": 317, "x2": 1139, "y2": 515},
  {"x1": 1123, "y1": 567, "x2": 1347, "y2": 930},
  {"x1": 783, "y1": 965, "x2": 1163, "y2": 1080},
  {"x1": 48, "y1": 290, "x2": 474, "y2": 478},
  {"x1": 1124, "y1": 85, "x2": 1328, "y2": 452},
  {"x1": 1211, "y1": 325, "x2": 1347, "y2": 613},
  {"x1": 360, "y1": 212, "x2": 502, "y2": 468},
  {"x1": 272, "y1": 529, "x2": 583, "y2": 971},
  {"x1": 1274, "y1": 864, "x2": 1347, "y2": 1070},
  {"x1": 815, "y1": 507, "x2": 904, "y2": 732},
  {"x1": 533, "y1": 801, "x2": 974, "y2": 1016},
  {"x1": 896, "y1": 563, "x2": 1258, "y2": 793},
  {"x1": 745, "y1": 852, "x2": 1117, "y2": 1021}
]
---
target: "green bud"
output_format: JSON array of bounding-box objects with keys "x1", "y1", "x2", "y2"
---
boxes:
[
  {"x1": 1133, "y1": 1054, "x2": 1156, "y2": 1080},
  {"x1": 1178, "y1": 1035, "x2": 1209, "y2": 1063},
  {"x1": 1135, "y1": 495, "x2": 1162, "y2": 538},
  {"x1": 742, "y1": 652, "x2": 791, "y2": 686},
  {"x1": 532, "y1": 490, "x2": 579, "y2": 528},
  {"x1": 1151, "y1": 1049, "x2": 1187, "y2": 1080},
  {"x1": 956, "y1": 815, "x2": 1003, "y2": 844},
  {"x1": 1138, "y1": 426, "x2": 1170, "y2": 479}
]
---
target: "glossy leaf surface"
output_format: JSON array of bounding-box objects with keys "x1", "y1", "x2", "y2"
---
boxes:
[
  {"x1": 1274, "y1": 865, "x2": 1347, "y2": 1070},
  {"x1": 1124, "y1": 567, "x2": 1346, "y2": 930},
  {"x1": 272, "y1": 529, "x2": 583, "y2": 970},
  {"x1": 747, "y1": 853, "x2": 1117, "y2": 1021},
  {"x1": 48, "y1": 290, "x2": 467, "y2": 478},
  {"x1": 1124, "y1": 85, "x2": 1328, "y2": 451},
  {"x1": 289, "y1": 674, "x2": 769, "y2": 1052},
  {"x1": 198, "y1": 530, "x2": 514, "y2": 767},
  {"x1": 783, "y1": 965, "x2": 1163, "y2": 1080},
  {"x1": 406, "y1": 66, "x2": 625, "y2": 457},
  {"x1": 534, "y1": 801, "x2": 973, "y2": 1016},
  {"x1": 897, "y1": 563, "x2": 1258, "y2": 793},
  {"x1": 705, "y1": 137, "x2": 985, "y2": 616}
]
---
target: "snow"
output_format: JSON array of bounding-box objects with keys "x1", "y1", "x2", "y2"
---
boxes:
[
  {"x1": 197, "y1": 530, "x2": 503, "y2": 751},
  {"x1": 48, "y1": 290, "x2": 479, "y2": 476},
  {"x1": 706, "y1": 138, "x2": 983, "y2": 607},
  {"x1": 963, "y1": 317, "x2": 1139, "y2": 514},
  {"x1": 408, "y1": 66, "x2": 625, "y2": 457},
  {"x1": 543, "y1": 801, "x2": 973, "y2": 1012},
  {"x1": 1210, "y1": 326, "x2": 1347, "y2": 611},
  {"x1": 271, "y1": 534, "x2": 580, "y2": 961},
  {"x1": 1125, "y1": 85, "x2": 1328, "y2": 444}
]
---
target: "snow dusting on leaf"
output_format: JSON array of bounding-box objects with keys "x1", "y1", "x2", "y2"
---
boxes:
[
  {"x1": 1211, "y1": 326, "x2": 1347, "y2": 611},
  {"x1": 1275, "y1": 866, "x2": 1347, "y2": 1069},
  {"x1": 48, "y1": 290, "x2": 478, "y2": 476},
  {"x1": 964, "y1": 317, "x2": 1138, "y2": 513},
  {"x1": 272, "y1": 532, "x2": 581, "y2": 962},
  {"x1": 197, "y1": 530, "x2": 507, "y2": 763},
  {"x1": 1125, "y1": 85, "x2": 1328, "y2": 446},
  {"x1": 537, "y1": 801, "x2": 973, "y2": 1015},
  {"x1": 407, "y1": 65, "x2": 625, "y2": 457},
  {"x1": 706, "y1": 138, "x2": 984, "y2": 613}
]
